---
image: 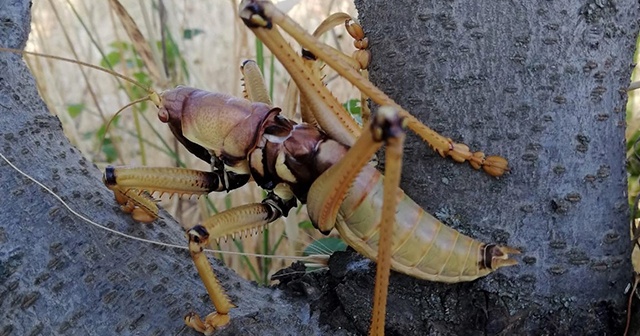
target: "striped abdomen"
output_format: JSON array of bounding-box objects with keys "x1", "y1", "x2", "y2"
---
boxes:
[{"x1": 336, "y1": 164, "x2": 516, "y2": 283}]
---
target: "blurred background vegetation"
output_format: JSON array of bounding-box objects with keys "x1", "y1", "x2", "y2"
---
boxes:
[{"x1": 25, "y1": 0, "x2": 359, "y2": 285}]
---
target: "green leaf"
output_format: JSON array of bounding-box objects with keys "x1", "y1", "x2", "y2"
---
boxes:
[
  {"x1": 156, "y1": 33, "x2": 190, "y2": 80},
  {"x1": 130, "y1": 72, "x2": 152, "y2": 102},
  {"x1": 101, "y1": 51, "x2": 122, "y2": 69},
  {"x1": 298, "y1": 220, "x2": 314, "y2": 230},
  {"x1": 224, "y1": 194, "x2": 232, "y2": 210},
  {"x1": 343, "y1": 98, "x2": 361, "y2": 116},
  {"x1": 628, "y1": 128, "x2": 640, "y2": 151},
  {"x1": 343, "y1": 98, "x2": 362, "y2": 124},
  {"x1": 183, "y1": 28, "x2": 204, "y2": 40},
  {"x1": 132, "y1": 72, "x2": 151, "y2": 87},
  {"x1": 67, "y1": 103, "x2": 85, "y2": 118},
  {"x1": 255, "y1": 38, "x2": 265, "y2": 74},
  {"x1": 95, "y1": 124, "x2": 107, "y2": 141},
  {"x1": 101, "y1": 138, "x2": 118, "y2": 163},
  {"x1": 303, "y1": 237, "x2": 347, "y2": 256}
]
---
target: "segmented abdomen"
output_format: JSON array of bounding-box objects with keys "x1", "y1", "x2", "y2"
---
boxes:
[{"x1": 336, "y1": 164, "x2": 493, "y2": 283}]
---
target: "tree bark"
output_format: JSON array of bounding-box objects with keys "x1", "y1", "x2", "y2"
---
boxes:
[
  {"x1": 2, "y1": 0, "x2": 639, "y2": 335},
  {"x1": 0, "y1": 2, "x2": 320, "y2": 335},
  {"x1": 345, "y1": 0, "x2": 636, "y2": 334}
]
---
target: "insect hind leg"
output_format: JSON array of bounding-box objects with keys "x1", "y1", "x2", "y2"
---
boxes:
[
  {"x1": 240, "y1": 0, "x2": 508, "y2": 177},
  {"x1": 303, "y1": 105, "x2": 406, "y2": 335}
]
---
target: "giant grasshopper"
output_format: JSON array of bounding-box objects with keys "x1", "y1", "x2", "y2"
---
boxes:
[
  {"x1": 106, "y1": 1, "x2": 517, "y2": 334},
  {"x1": 9, "y1": 0, "x2": 520, "y2": 334}
]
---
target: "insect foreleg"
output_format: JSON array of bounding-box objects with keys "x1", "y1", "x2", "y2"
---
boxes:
[
  {"x1": 308, "y1": 13, "x2": 371, "y2": 124},
  {"x1": 184, "y1": 224, "x2": 236, "y2": 335},
  {"x1": 102, "y1": 166, "x2": 249, "y2": 222},
  {"x1": 300, "y1": 13, "x2": 371, "y2": 126}
]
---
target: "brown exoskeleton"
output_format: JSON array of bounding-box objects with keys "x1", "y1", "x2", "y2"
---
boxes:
[
  {"x1": 7, "y1": 1, "x2": 519, "y2": 335},
  {"x1": 100, "y1": 1, "x2": 518, "y2": 334}
]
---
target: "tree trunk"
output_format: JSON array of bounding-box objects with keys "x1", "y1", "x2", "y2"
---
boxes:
[
  {"x1": 0, "y1": 2, "x2": 320, "y2": 335},
  {"x1": 345, "y1": 0, "x2": 636, "y2": 334},
  {"x1": 2, "y1": 0, "x2": 638, "y2": 335}
]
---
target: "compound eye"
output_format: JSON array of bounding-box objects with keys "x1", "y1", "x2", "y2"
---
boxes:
[{"x1": 158, "y1": 108, "x2": 169, "y2": 123}]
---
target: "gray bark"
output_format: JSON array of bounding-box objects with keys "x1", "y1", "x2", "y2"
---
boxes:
[
  {"x1": 0, "y1": 2, "x2": 321, "y2": 335},
  {"x1": 2, "y1": 0, "x2": 639, "y2": 335},
  {"x1": 350, "y1": 0, "x2": 637, "y2": 334}
]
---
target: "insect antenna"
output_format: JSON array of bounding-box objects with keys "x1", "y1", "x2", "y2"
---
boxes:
[
  {"x1": 0, "y1": 47, "x2": 163, "y2": 160},
  {"x1": 0, "y1": 47, "x2": 162, "y2": 114},
  {"x1": 0, "y1": 48, "x2": 153, "y2": 92},
  {"x1": 0, "y1": 150, "x2": 319, "y2": 265},
  {"x1": 96, "y1": 95, "x2": 153, "y2": 157}
]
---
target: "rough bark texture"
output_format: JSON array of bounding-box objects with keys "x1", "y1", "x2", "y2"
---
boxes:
[
  {"x1": 0, "y1": 2, "x2": 322, "y2": 335},
  {"x1": 2, "y1": 0, "x2": 639, "y2": 335},
  {"x1": 348, "y1": 0, "x2": 634, "y2": 334}
]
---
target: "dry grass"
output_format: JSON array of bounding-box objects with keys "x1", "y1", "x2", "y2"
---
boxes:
[{"x1": 26, "y1": 0, "x2": 359, "y2": 283}]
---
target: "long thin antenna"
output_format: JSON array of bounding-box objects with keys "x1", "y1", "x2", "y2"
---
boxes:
[
  {"x1": 97, "y1": 95, "x2": 152, "y2": 155},
  {"x1": 0, "y1": 151, "x2": 315, "y2": 262},
  {"x1": 0, "y1": 47, "x2": 151, "y2": 92}
]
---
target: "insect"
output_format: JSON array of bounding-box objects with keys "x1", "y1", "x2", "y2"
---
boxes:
[
  {"x1": 102, "y1": 1, "x2": 517, "y2": 334},
  {"x1": 11, "y1": 0, "x2": 518, "y2": 335}
]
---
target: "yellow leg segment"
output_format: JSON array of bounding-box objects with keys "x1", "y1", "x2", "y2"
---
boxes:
[
  {"x1": 104, "y1": 166, "x2": 224, "y2": 196},
  {"x1": 306, "y1": 117, "x2": 383, "y2": 232},
  {"x1": 185, "y1": 225, "x2": 235, "y2": 335},
  {"x1": 370, "y1": 113, "x2": 405, "y2": 336},
  {"x1": 183, "y1": 201, "x2": 288, "y2": 334},
  {"x1": 240, "y1": 60, "x2": 272, "y2": 105},
  {"x1": 110, "y1": 186, "x2": 159, "y2": 223},
  {"x1": 305, "y1": 105, "x2": 406, "y2": 335},
  {"x1": 240, "y1": 0, "x2": 508, "y2": 177},
  {"x1": 284, "y1": 12, "x2": 368, "y2": 126},
  {"x1": 242, "y1": 9, "x2": 361, "y2": 147},
  {"x1": 103, "y1": 166, "x2": 229, "y2": 222}
]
